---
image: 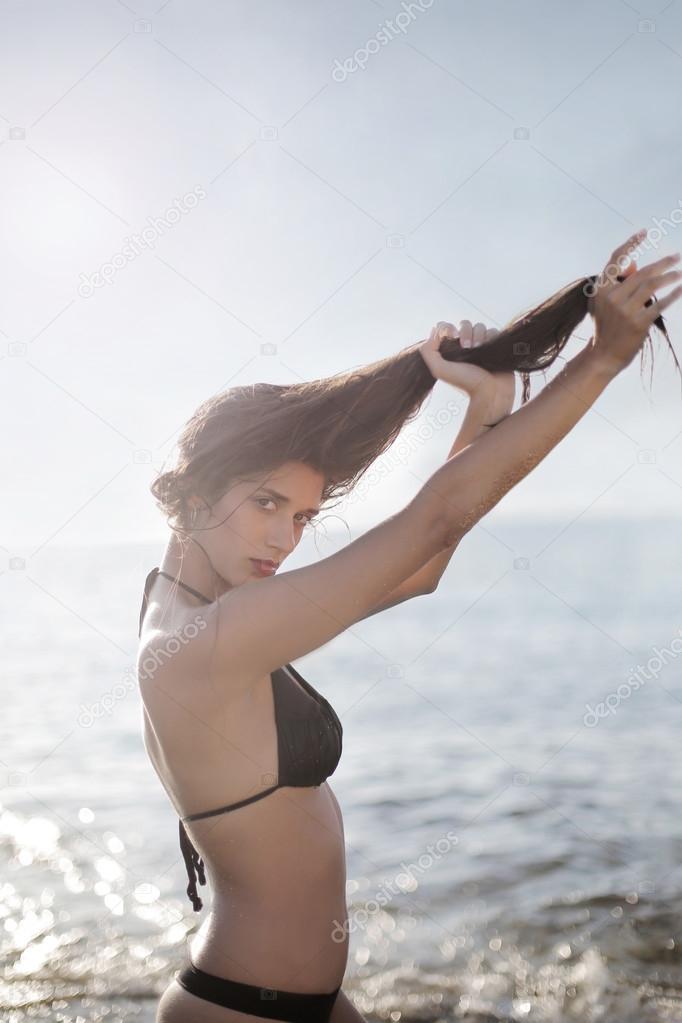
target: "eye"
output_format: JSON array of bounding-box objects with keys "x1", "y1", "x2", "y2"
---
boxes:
[
  {"x1": 254, "y1": 497, "x2": 315, "y2": 527},
  {"x1": 254, "y1": 497, "x2": 276, "y2": 512}
]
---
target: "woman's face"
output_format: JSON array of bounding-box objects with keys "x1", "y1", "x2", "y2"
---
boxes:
[{"x1": 193, "y1": 461, "x2": 325, "y2": 587}]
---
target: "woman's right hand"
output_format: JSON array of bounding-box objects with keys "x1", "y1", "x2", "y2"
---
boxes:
[{"x1": 587, "y1": 230, "x2": 682, "y2": 376}]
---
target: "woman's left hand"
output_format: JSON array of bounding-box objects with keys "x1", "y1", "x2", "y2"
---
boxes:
[{"x1": 419, "y1": 320, "x2": 516, "y2": 423}]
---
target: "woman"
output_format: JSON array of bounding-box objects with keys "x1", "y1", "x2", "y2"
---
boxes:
[{"x1": 137, "y1": 230, "x2": 681, "y2": 1023}]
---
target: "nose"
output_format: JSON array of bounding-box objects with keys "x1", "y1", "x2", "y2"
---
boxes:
[{"x1": 267, "y1": 520, "x2": 297, "y2": 559}]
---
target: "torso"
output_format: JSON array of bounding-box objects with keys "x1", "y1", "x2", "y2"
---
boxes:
[{"x1": 138, "y1": 599, "x2": 349, "y2": 994}]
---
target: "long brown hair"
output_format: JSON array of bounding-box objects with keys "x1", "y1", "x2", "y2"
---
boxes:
[{"x1": 152, "y1": 272, "x2": 677, "y2": 532}]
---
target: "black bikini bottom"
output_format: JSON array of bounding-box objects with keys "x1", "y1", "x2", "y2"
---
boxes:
[{"x1": 175, "y1": 955, "x2": 342, "y2": 1022}]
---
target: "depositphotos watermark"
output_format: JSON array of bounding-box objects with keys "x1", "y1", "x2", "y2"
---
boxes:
[
  {"x1": 584, "y1": 207, "x2": 682, "y2": 302},
  {"x1": 76, "y1": 614, "x2": 208, "y2": 727},
  {"x1": 331, "y1": 0, "x2": 436, "y2": 81},
  {"x1": 330, "y1": 829, "x2": 458, "y2": 942},
  {"x1": 638, "y1": 202, "x2": 682, "y2": 251},
  {"x1": 77, "y1": 186, "x2": 207, "y2": 297},
  {"x1": 583, "y1": 627, "x2": 682, "y2": 727},
  {"x1": 347, "y1": 398, "x2": 461, "y2": 506}
]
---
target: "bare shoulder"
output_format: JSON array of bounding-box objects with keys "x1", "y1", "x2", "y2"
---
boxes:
[
  {"x1": 197, "y1": 499, "x2": 446, "y2": 691},
  {"x1": 137, "y1": 611, "x2": 268, "y2": 718},
  {"x1": 137, "y1": 497, "x2": 446, "y2": 706},
  {"x1": 136, "y1": 602, "x2": 215, "y2": 698}
]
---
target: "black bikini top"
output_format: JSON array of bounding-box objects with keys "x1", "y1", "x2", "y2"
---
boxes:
[{"x1": 138, "y1": 566, "x2": 344, "y2": 912}]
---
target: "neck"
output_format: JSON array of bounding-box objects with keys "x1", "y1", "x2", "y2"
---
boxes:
[{"x1": 159, "y1": 532, "x2": 233, "y2": 602}]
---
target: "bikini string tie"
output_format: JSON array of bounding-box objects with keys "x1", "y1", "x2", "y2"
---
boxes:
[{"x1": 179, "y1": 818, "x2": 206, "y2": 912}]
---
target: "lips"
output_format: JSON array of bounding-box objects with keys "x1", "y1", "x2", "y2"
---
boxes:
[{"x1": 250, "y1": 559, "x2": 278, "y2": 574}]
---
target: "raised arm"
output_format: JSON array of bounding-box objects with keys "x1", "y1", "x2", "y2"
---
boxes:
[
  {"x1": 417, "y1": 233, "x2": 682, "y2": 543},
  {"x1": 417, "y1": 339, "x2": 616, "y2": 541},
  {"x1": 158, "y1": 233, "x2": 681, "y2": 698},
  {"x1": 186, "y1": 343, "x2": 614, "y2": 694}
]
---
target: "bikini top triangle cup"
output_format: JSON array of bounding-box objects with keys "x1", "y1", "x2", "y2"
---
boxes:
[{"x1": 137, "y1": 567, "x2": 344, "y2": 911}]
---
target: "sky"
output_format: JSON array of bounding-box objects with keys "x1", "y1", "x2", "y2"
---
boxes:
[{"x1": 2, "y1": 0, "x2": 682, "y2": 559}]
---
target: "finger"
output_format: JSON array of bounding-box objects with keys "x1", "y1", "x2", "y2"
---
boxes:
[
  {"x1": 642, "y1": 282, "x2": 682, "y2": 318},
  {"x1": 485, "y1": 328, "x2": 500, "y2": 342},
  {"x1": 626, "y1": 268, "x2": 682, "y2": 311},
  {"x1": 434, "y1": 322, "x2": 459, "y2": 347},
  {"x1": 600, "y1": 230, "x2": 648, "y2": 289},
  {"x1": 429, "y1": 322, "x2": 450, "y2": 342},
  {"x1": 605, "y1": 252, "x2": 672, "y2": 300},
  {"x1": 608, "y1": 228, "x2": 648, "y2": 268},
  {"x1": 458, "y1": 319, "x2": 473, "y2": 347},
  {"x1": 427, "y1": 332, "x2": 445, "y2": 352},
  {"x1": 423, "y1": 329, "x2": 444, "y2": 354},
  {"x1": 425, "y1": 320, "x2": 458, "y2": 354},
  {"x1": 472, "y1": 322, "x2": 487, "y2": 346},
  {"x1": 418, "y1": 336, "x2": 444, "y2": 372},
  {"x1": 619, "y1": 253, "x2": 681, "y2": 300}
]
